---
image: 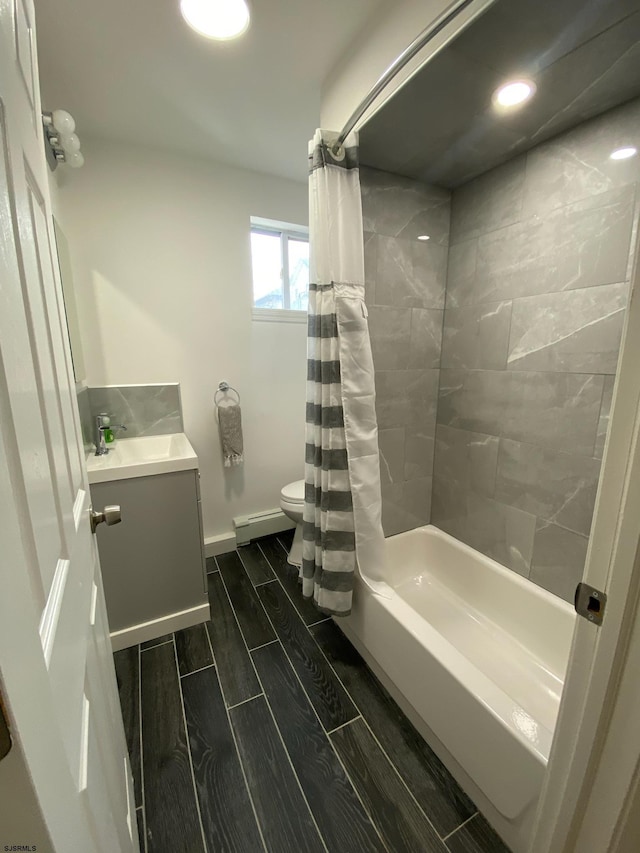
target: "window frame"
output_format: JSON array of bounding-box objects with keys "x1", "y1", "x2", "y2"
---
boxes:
[{"x1": 250, "y1": 217, "x2": 309, "y2": 322}]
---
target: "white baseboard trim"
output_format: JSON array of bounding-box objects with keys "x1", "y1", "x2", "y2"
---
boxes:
[
  {"x1": 204, "y1": 509, "x2": 294, "y2": 556},
  {"x1": 110, "y1": 602, "x2": 210, "y2": 652},
  {"x1": 204, "y1": 532, "x2": 237, "y2": 558},
  {"x1": 233, "y1": 507, "x2": 294, "y2": 546}
]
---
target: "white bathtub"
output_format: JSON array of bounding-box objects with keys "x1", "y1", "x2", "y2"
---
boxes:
[{"x1": 339, "y1": 525, "x2": 576, "y2": 853}]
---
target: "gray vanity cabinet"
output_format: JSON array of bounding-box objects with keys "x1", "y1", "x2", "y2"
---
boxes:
[{"x1": 91, "y1": 468, "x2": 208, "y2": 641}]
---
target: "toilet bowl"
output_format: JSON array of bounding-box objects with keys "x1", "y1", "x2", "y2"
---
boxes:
[{"x1": 280, "y1": 479, "x2": 304, "y2": 568}]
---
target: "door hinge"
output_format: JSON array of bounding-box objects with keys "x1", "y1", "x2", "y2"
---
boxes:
[
  {"x1": 575, "y1": 582, "x2": 607, "y2": 626},
  {"x1": 0, "y1": 690, "x2": 12, "y2": 761}
]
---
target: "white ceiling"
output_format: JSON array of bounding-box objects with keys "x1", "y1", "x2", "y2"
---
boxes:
[{"x1": 34, "y1": 0, "x2": 385, "y2": 182}]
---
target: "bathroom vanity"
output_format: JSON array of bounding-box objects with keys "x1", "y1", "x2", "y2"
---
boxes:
[{"x1": 87, "y1": 434, "x2": 209, "y2": 650}]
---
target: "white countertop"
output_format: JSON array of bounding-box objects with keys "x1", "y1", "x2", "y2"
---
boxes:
[{"x1": 86, "y1": 433, "x2": 198, "y2": 484}]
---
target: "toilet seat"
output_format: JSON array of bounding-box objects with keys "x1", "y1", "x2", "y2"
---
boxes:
[{"x1": 280, "y1": 479, "x2": 305, "y2": 505}]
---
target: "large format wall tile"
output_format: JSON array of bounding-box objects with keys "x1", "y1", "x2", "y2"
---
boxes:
[
  {"x1": 431, "y1": 476, "x2": 467, "y2": 543},
  {"x1": 522, "y1": 99, "x2": 640, "y2": 219},
  {"x1": 88, "y1": 383, "x2": 183, "y2": 438},
  {"x1": 438, "y1": 370, "x2": 604, "y2": 455},
  {"x1": 363, "y1": 231, "x2": 377, "y2": 305},
  {"x1": 376, "y1": 370, "x2": 439, "y2": 431},
  {"x1": 76, "y1": 384, "x2": 94, "y2": 454},
  {"x1": 368, "y1": 306, "x2": 412, "y2": 370},
  {"x1": 444, "y1": 239, "x2": 477, "y2": 309},
  {"x1": 433, "y1": 425, "x2": 498, "y2": 498},
  {"x1": 361, "y1": 166, "x2": 451, "y2": 244},
  {"x1": 404, "y1": 425, "x2": 436, "y2": 481},
  {"x1": 375, "y1": 235, "x2": 447, "y2": 309},
  {"x1": 495, "y1": 440, "x2": 601, "y2": 537},
  {"x1": 503, "y1": 372, "x2": 604, "y2": 456},
  {"x1": 409, "y1": 308, "x2": 444, "y2": 369},
  {"x1": 365, "y1": 102, "x2": 636, "y2": 573},
  {"x1": 594, "y1": 376, "x2": 616, "y2": 460},
  {"x1": 474, "y1": 186, "x2": 634, "y2": 304},
  {"x1": 464, "y1": 490, "x2": 537, "y2": 577},
  {"x1": 530, "y1": 522, "x2": 589, "y2": 601},
  {"x1": 368, "y1": 306, "x2": 442, "y2": 369},
  {"x1": 431, "y1": 477, "x2": 536, "y2": 577},
  {"x1": 378, "y1": 428, "x2": 405, "y2": 486},
  {"x1": 450, "y1": 156, "x2": 526, "y2": 244},
  {"x1": 507, "y1": 282, "x2": 628, "y2": 374},
  {"x1": 441, "y1": 300, "x2": 512, "y2": 369},
  {"x1": 361, "y1": 165, "x2": 450, "y2": 535},
  {"x1": 432, "y1": 100, "x2": 637, "y2": 600},
  {"x1": 437, "y1": 369, "x2": 511, "y2": 437},
  {"x1": 381, "y1": 478, "x2": 432, "y2": 537}
]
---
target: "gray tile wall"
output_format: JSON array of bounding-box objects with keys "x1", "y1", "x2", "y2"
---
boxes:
[
  {"x1": 76, "y1": 384, "x2": 94, "y2": 455},
  {"x1": 87, "y1": 383, "x2": 183, "y2": 442},
  {"x1": 360, "y1": 167, "x2": 451, "y2": 535},
  {"x1": 431, "y1": 98, "x2": 640, "y2": 602}
]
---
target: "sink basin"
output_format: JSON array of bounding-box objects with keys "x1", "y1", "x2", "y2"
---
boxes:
[{"x1": 86, "y1": 433, "x2": 198, "y2": 484}]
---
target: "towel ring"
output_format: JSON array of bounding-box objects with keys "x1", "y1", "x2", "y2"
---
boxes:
[{"x1": 214, "y1": 380, "x2": 241, "y2": 407}]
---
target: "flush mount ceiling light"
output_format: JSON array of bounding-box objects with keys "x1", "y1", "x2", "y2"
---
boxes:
[
  {"x1": 180, "y1": 0, "x2": 250, "y2": 40},
  {"x1": 492, "y1": 79, "x2": 536, "y2": 110},
  {"x1": 417, "y1": 235, "x2": 430, "y2": 241},
  {"x1": 610, "y1": 146, "x2": 637, "y2": 160}
]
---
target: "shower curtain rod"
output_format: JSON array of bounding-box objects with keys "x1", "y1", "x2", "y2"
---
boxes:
[{"x1": 333, "y1": 0, "x2": 476, "y2": 152}]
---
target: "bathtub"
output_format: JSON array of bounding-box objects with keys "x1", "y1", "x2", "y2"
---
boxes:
[{"x1": 339, "y1": 524, "x2": 576, "y2": 853}]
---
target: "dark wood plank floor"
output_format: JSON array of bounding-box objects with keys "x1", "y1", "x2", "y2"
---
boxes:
[
  {"x1": 236, "y1": 542, "x2": 274, "y2": 586},
  {"x1": 205, "y1": 572, "x2": 261, "y2": 706},
  {"x1": 115, "y1": 533, "x2": 512, "y2": 853},
  {"x1": 259, "y1": 536, "x2": 323, "y2": 626},
  {"x1": 113, "y1": 644, "x2": 142, "y2": 807},
  {"x1": 252, "y1": 641, "x2": 385, "y2": 853},
  {"x1": 182, "y1": 666, "x2": 263, "y2": 852},
  {"x1": 140, "y1": 642, "x2": 204, "y2": 853},
  {"x1": 312, "y1": 619, "x2": 477, "y2": 838},
  {"x1": 231, "y1": 695, "x2": 325, "y2": 853},
  {"x1": 175, "y1": 623, "x2": 213, "y2": 676},
  {"x1": 218, "y1": 551, "x2": 276, "y2": 649}
]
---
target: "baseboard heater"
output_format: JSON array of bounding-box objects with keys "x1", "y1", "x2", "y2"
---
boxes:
[{"x1": 233, "y1": 508, "x2": 294, "y2": 546}]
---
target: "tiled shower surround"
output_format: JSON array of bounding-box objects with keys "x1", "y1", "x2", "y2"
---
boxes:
[
  {"x1": 361, "y1": 166, "x2": 451, "y2": 537},
  {"x1": 363, "y1": 98, "x2": 640, "y2": 601}
]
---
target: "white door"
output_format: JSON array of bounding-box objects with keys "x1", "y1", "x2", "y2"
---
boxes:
[{"x1": 0, "y1": 1, "x2": 136, "y2": 850}]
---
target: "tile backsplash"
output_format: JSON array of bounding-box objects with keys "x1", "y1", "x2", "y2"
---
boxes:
[
  {"x1": 76, "y1": 384, "x2": 94, "y2": 455},
  {"x1": 78, "y1": 383, "x2": 183, "y2": 449}
]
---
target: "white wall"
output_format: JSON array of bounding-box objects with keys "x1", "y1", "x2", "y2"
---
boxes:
[
  {"x1": 321, "y1": 0, "x2": 494, "y2": 132},
  {"x1": 54, "y1": 137, "x2": 308, "y2": 543}
]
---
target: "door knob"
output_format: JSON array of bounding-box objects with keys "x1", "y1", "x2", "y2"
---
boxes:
[{"x1": 90, "y1": 505, "x2": 122, "y2": 534}]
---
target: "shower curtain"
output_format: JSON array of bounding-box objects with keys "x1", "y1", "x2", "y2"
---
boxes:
[{"x1": 302, "y1": 129, "x2": 390, "y2": 616}]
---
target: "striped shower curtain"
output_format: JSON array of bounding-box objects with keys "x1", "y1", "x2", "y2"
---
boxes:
[{"x1": 302, "y1": 129, "x2": 389, "y2": 616}]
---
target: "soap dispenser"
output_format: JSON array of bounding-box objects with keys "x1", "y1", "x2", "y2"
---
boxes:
[{"x1": 98, "y1": 413, "x2": 115, "y2": 444}]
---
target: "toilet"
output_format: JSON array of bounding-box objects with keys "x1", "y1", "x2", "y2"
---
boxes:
[{"x1": 279, "y1": 479, "x2": 304, "y2": 567}]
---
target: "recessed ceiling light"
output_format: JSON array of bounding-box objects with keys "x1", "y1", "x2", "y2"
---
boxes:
[
  {"x1": 610, "y1": 147, "x2": 637, "y2": 161},
  {"x1": 180, "y1": 0, "x2": 250, "y2": 40},
  {"x1": 417, "y1": 235, "x2": 430, "y2": 241},
  {"x1": 492, "y1": 79, "x2": 536, "y2": 110}
]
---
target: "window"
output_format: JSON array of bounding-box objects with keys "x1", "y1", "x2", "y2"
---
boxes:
[{"x1": 250, "y1": 217, "x2": 309, "y2": 321}]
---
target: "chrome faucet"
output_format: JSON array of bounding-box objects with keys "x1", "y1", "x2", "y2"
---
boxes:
[{"x1": 94, "y1": 413, "x2": 128, "y2": 456}]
